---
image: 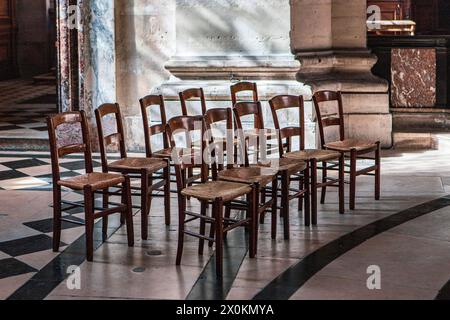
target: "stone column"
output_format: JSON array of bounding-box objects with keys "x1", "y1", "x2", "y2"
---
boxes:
[
  {"x1": 114, "y1": 0, "x2": 176, "y2": 150},
  {"x1": 79, "y1": 0, "x2": 116, "y2": 124},
  {"x1": 291, "y1": 0, "x2": 392, "y2": 147}
]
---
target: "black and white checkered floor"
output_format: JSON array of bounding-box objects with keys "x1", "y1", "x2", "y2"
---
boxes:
[
  {"x1": 0, "y1": 151, "x2": 133, "y2": 299},
  {"x1": 0, "y1": 153, "x2": 102, "y2": 191},
  {"x1": 0, "y1": 79, "x2": 56, "y2": 139}
]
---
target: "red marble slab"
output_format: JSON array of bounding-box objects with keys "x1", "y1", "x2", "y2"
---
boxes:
[{"x1": 391, "y1": 48, "x2": 436, "y2": 108}]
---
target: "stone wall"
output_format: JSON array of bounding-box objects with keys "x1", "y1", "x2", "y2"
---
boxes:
[{"x1": 70, "y1": 0, "x2": 393, "y2": 151}]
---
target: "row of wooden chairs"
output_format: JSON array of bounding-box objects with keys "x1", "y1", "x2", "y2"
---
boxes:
[{"x1": 47, "y1": 82, "x2": 380, "y2": 277}]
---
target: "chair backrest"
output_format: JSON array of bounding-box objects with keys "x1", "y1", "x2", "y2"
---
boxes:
[
  {"x1": 313, "y1": 90, "x2": 345, "y2": 148},
  {"x1": 179, "y1": 88, "x2": 207, "y2": 116},
  {"x1": 95, "y1": 103, "x2": 127, "y2": 173},
  {"x1": 233, "y1": 101, "x2": 265, "y2": 131},
  {"x1": 47, "y1": 111, "x2": 93, "y2": 183},
  {"x1": 269, "y1": 95, "x2": 305, "y2": 157},
  {"x1": 167, "y1": 115, "x2": 208, "y2": 189},
  {"x1": 204, "y1": 108, "x2": 235, "y2": 170},
  {"x1": 139, "y1": 94, "x2": 169, "y2": 158},
  {"x1": 233, "y1": 101, "x2": 265, "y2": 166},
  {"x1": 230, "y1": 82, "x2": 258, "y2": 107}
]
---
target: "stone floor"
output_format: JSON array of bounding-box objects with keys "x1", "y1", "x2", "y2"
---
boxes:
[
  {"x1": 1, "y1": 141, "x2": 450, "y2": 300},
  {"x1": 0, "y1": 79, "x2": 56, "y2": 141}
]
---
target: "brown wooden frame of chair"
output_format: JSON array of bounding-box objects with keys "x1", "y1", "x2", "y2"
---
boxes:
[
  {"x1": 234, "y1": 101, "x2": 310, "y2": 236},
  {"x1": 48, "y1": 111, "x2": 134, "y2": 261},
  {"x1": 231, "y1": 81, "x2": 259, "y2": 107},
  {"x1": 179, "y1": 88, "x2": 207, "y2": 116},
  {"x1": 270, "y1": 95, "x2": 345, "y2": 225},
  {"x1": 140, "y1": 94, "x2": 173, "y2": 206},
  {"x1": 313, "y1": 90, "x2": 381, "y2": 210},
  {"x1": 167, "y1": 115, "x2": 257, "y2": 278},
  {"x1": 95, "y1": 103, "x2": 170, "y2": 241}
]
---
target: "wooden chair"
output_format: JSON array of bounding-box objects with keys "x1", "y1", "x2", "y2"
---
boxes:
[
  {"x1": 47, "y1": 111, "x2": 134, "y2": 261},
  {"x1": 167, "y1": 115, "x2": 257, "y2": 278},
  {"x1": 231, "y1": 81, "x2": 258, "y2": 106},
  {"x1": 95, "y1": 103, "x2": 170, "y2": 241},
  {"x1": 270, "y1": 95, "x2": 345, "y2": 225},
  {"x1": 179, "y1": 88, "x2": 207, "y2": 116},
  {"x1": 206, "y1": 106, "x2": 278, "y2": 243},
  {"x1": 313, "y1": 91, "x2": 381, "y2": 210},
  {"x1": 230, "y1": 82, "x2": 276, "y2": 142},
  {"x1": 140, "y1": 94, "x2": 173, "y2": 220},
  {"x1": 140, "y1": 94, "x2": 172, "y2": 160},
  {"x1": 233, "y1": 102, "x2": 309, "y2": 236}
]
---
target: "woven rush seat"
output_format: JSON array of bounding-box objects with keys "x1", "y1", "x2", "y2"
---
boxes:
[
  {"x1": 324, "y1": 139, "x2": 378, "y2": 152},
  {"x1": 258, "y1": 157, "x2": 307, "y2": 175},
  {"x1": 181, "y1": 181, "x2": 252, "y2": 202},
  {"x1": 218, "y1": 166, "x2": 277, "y2": 186},
  {"x1": 58, "y1": 172, "x2": 125, "y2": 191},
  {"x1": 152, "y1": 148, "x2": 173, "y2": 159},
  {"x1": 108, "y1": 157, "x2": 167, "y2": 173},
  {"x1": 284, "y1": 149, "x2": 341, "y2": 162}
]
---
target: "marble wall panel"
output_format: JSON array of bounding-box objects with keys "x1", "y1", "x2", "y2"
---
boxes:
[{"x1": 391, "y1": 48, "x2": 436, "y2": 108}]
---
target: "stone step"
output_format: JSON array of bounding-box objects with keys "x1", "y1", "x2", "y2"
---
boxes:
[
  {"x1": 392, "y1": 109, "x2": 450, "y2": 133},
  {"x1": 392, "y1": 132, "x2": 439, "y2": 150},
  {"x1": 0, "y1": 137, "x2": 49, "y2": 152}
]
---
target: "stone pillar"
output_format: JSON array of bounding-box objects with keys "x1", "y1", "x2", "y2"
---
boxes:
[
  {"x1": 115, "y1": 0, "x2": 176, "y2": 150},
  {"x1": 79, "y1": 0, "x2": 116, "y2": 130},
  {"x1": 291, "y1": 0, "x2": 392, "y2": 147}
]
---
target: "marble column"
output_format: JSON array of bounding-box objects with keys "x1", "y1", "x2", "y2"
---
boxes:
[
  {"x1": 291, "y1": 0, "x2": 392, "y2": 147},
  {"x1": 79, "y1": 0, "x2": 116, "y2": 119}
]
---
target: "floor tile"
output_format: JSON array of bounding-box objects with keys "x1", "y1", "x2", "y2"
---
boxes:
[
  {"x1": 24, "y1": 217, "x2": 84, "y2": 234},
  {"x1": 0, "y1": 272, "x2": 36, "y2": 300},
  {"x1": 0, "y1": 258, "x2": 37, "y2": 280},
  {"x1": 0, "y1": 234, "x2": 64, "y2": 257},
  {"x1": 0, "y1": 170, "x2": 27, "y2": 181},
  {"x1": 0, "y1": 177, "x2": 49, "y2": 190},
  {"x1": 1, "y1": 159, "x2": 48, "y2": 170}
]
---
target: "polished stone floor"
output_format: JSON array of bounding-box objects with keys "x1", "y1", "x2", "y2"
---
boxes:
[{"x1": 1, "y1": 140, "x2": 450, "y2": 300}]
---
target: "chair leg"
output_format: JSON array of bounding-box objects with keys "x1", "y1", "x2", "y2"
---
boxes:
[
  {"x1": 164, "y1": 165, "x2": 171, "y2": 226},
  {"x1": 375, "y1": 143, "x2": 381, "y2": 201},
  {"x1": 141, "y1": 170, "x2": 149, "y2": 240},
  {"x1": 253, "y1": 183, "x2": 261, "y2": 255},
  {"x1": 198, "y1": 201, "x2": 207, "y2": 255},
  {"x1": 310, "y1": 159, "x2": 317, "y2": 226},
  {"x1": 213, "y1": 198, "x2": 224, "y2": 278},
  {"x1": 271, "y1": 179, "x2": 278, "y2": 240},
  {"x1": 147, "y1": 173, "x2": 153, "y2": 215},
  {"x1": 102, "y1": 187, "x2": 109, "y2": 241},
  {"x1": 248, "y1": 187, "x2": 256, "y2": 258},
  {"x1": 123, "y1": 177, "x2": 134, "y2": 247},
  {"x1": 350, "y1": 150, "x2": 357, "y2": 210},
  {"x1": 320, "y1": 161, "x2": 327, "y2": 204},
  {"x1": 259, "y1": 188, "x2": 266, "y2": 224},
  {"x1": 298, "y1": 177, "x2": 304, "y2": 211},
  {"x1": 224, "y1": 206, "x2": 231, "y2": 239},
  {"x1": 176, "y1": 195, "x2": 186, "y2": 266},
  {"x1": 84, "y1": 187, "x2": 95, "y2": 262},
  {"x1": 282, "y1": 171, "x2": 290, "y2": 240},
  {"x1": 52, "y1": 185, "x2": 62, "y2": 252},
  {"x1": 304, "y1": 163, "x2": 311, "y2": 225},
  {"x1": 339, "y1": 154, "x2": 345, "y2": 214}
]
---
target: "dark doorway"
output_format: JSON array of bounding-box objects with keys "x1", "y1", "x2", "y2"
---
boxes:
[{"x1": 0, "y1": 0, "x2": 57, "y2": 150}]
